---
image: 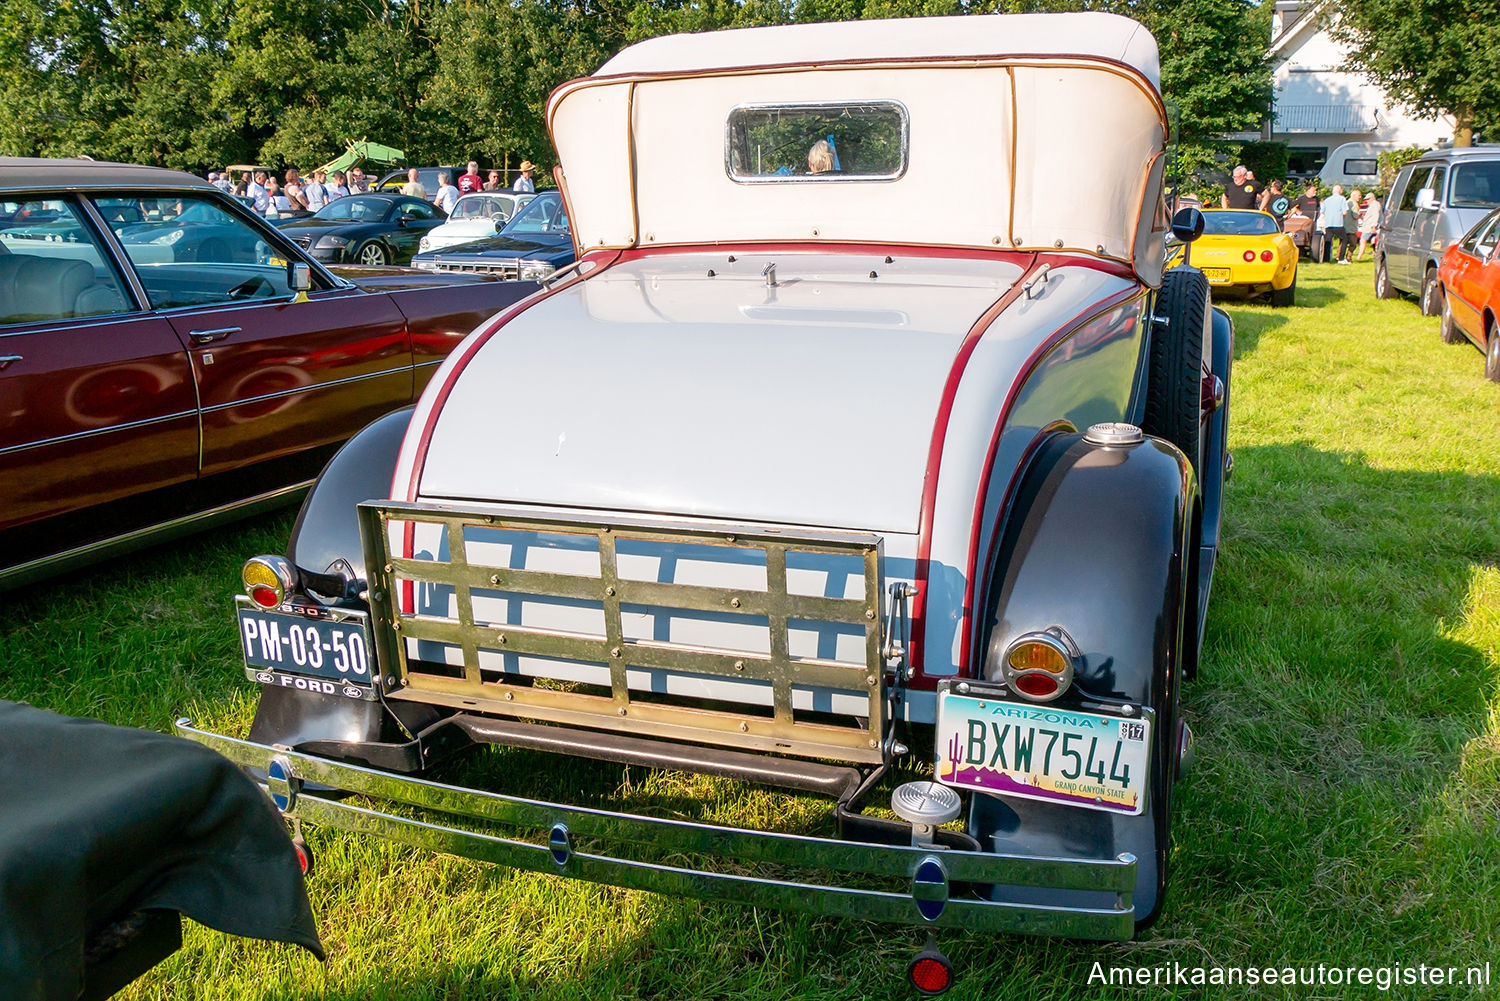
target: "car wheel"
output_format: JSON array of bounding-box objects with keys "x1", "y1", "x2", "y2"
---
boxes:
[
  {"x1": 355, "y1": 241, "x2": 389, "y2": 266},
  {"x1": 1144, "y1": 267, "x2": 1209, "y2": 477},
  {"x1": 1440, "y1": 286, "x2": 1465, "y2": 345},
  {"x1": 1421, "y1": 266, "x2": 1441, "y2": 316},
  {"x1": 1270, "y1": 273, "x2": 1296, "y2": 308},
  {"x1": 1375, "y1": 256, "x2": 1398, "y2": 299},
  {"x1": 1487, "y1": 320, "x2": 1500, "y2": 382}
]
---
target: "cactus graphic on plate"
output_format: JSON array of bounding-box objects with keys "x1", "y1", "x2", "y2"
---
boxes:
[{"x1": 943, "y1": 732, "x2": 962, "y2": 781}]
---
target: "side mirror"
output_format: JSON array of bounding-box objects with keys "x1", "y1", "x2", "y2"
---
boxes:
[
  {"x1": 1169, "y1": 206, "x2": 1205, "y2": 267},
  {"x1": 288, "y1": 261, "x2": 311, "y2": 303},
  {"x1": 1416, "y1": 188, "x2": 1438, "y2": 211},
  {"x1": 1170, "y1": 206, "x2": 1206, "y2": 243}
]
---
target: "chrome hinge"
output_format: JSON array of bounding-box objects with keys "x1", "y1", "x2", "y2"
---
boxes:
[
  {"x1": 1021, "y1": 263, "x2": 1052, "y2": 300},
  {"x1": 883, "y1": 581, "x2": 918, "y2": 668}
]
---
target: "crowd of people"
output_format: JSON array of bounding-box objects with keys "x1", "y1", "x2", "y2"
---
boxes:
[
  {"x1": 205, "y1": 158, "x2": 539, "y2": 220},
  {"x1": 1177, "y1": 163, "x2": 1385, "y2": 264}
]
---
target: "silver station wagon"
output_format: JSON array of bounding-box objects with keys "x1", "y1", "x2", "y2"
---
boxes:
[{"x1": 181, "y1": 11, "x2": 1232, "y2": 992}]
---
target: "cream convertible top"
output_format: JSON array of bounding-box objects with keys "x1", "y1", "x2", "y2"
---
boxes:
[{"x1": 547, "y1": 13, "x2": 1171, "y2": 285}]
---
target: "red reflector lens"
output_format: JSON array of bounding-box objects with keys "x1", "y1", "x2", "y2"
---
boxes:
[
  {"x1": 1014, "y1": 673, "x2": 1060, "y2": 698},
  {"x1": 250, "y1": 584, "x2": 280, "y2": 609},
  {"x1": 910, "y1": 957, "x2": 952, "y2": 995},
  {"x1": 1242, "y1": 250, "x2": 1255, "y2": 262},
  {"x1": 1260, "y1": 249, "x2": 1275, "y2": 262}
]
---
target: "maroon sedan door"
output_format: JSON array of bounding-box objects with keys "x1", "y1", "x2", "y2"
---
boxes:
[
  {"x1": 100, "y1": 194, "x2": 413, "y2": 477},
  {"x1": 0, "y1": 197, "x2": 197, "y2": 533}
]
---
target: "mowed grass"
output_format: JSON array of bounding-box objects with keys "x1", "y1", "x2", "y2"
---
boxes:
[{"x1": 4, "y1": 258, "x2": 1499, "y2": 999}]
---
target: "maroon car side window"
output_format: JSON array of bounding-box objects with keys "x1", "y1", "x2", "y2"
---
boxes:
[{"x1": 0, "y1": 199, "x2": 132, "y2": 327}]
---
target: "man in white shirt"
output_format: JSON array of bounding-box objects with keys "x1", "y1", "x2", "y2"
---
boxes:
[
  {"x1": 1318, "y1": 185, "x2": 1351, "y2": 264},
  {"x1": 327, "y1": 171, "x2": 349, "y2": 200},
  {"x1": 246, "y1": 171, "x2": 269, "y2": 214},
  {"x1": 432, "y1": 172, "x2": 460, "y2": 214},
  {"x1": 513, "y1": 160, "x2": 536, "y2": 193}
]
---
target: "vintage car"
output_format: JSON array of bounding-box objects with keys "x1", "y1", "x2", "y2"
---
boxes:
[
  {"x1": 277, "y1": 194, "x2": 447, "y2": 265},
  {"x1": 1436, "y1": 206, "x2": 1500, "y2": 380},
  {"x1": 0, "y1": 159, "x2": 537, "y2": 589},
  {"x1": 416, "y1": 191, "x2": 537, "y2": 255},
  {"x1": 180, "y1": 13, "x2": 1232, "y2": 991},
  {"x1": 1168, "y1": 208, "x2": 1297, "y2": 306},
  {"x1": 411, "y1": 190, "x2": 574, "y2": 279}
]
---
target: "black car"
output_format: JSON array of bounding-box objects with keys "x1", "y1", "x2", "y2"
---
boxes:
[
  {"x1": 410, "y1": 190, "x2": 573, "y2": 279},
  {"x1": 278, "y1": 194, "x2": 445, "y2": 266}
]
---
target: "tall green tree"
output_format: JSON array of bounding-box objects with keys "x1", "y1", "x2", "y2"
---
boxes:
[{"x1": 1327, "y1": 0, "x2": 1500, "y2": 145}]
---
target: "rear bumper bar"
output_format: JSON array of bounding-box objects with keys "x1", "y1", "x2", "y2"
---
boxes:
[{"x1": 175, "y1": 719, "x2": 1138, "y2": 940}]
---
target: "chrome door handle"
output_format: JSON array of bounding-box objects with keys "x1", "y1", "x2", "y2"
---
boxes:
[
  {"x1": 189, "y1": 326, "x2": 240, "y2": 345},
  {"x1": 0, "y1": 355, "x2": 20, "y2": 370}
]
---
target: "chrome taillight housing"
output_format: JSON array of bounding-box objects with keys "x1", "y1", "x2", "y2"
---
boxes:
[
  {"x1": 1000, "y1": 627, "x2": 1079, "y2": 703},
  {"x1": 242, "y1": 555, "x2": 295, "y2": 609}
]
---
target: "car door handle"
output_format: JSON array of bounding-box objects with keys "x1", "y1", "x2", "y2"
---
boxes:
[
  {"x1": 188, "y1": 326, "x2": 240, "y2": 345},
  {"x1": 0, "y1": 355, "x2": 20, "y2": 371}
]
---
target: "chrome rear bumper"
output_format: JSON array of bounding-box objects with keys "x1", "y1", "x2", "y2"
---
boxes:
[{"x1": 176, "y1": 719, "x2": 1137, "y2": 940}]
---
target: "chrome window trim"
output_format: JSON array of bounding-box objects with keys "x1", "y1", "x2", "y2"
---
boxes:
[{"x1": 724, "y1": 100, "x2": 910, "y2": 184}]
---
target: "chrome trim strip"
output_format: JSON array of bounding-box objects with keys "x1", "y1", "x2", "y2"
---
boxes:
[
  {"x1": 0, "y1": 409, "x2": 198, "y2": 458},
  {"x1": 175, "y1": 720, "x2": 1138, "y2": 939},
  {"x1": 200, "y1": 366, "x2": 414, "y2": 414},
  {"x1": 0, "y1": 480, "x2": 311, "y2": 590}
]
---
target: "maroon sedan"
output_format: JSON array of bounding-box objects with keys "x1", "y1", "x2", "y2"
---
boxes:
[
  {"x1": 1437, "y1": 206, "x2": 1500, "y2": 380},
  {"x1": 0, "y1": 158, "x2": 539, "y2": 587}
]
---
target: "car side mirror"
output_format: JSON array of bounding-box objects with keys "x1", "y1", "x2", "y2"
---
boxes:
[
  {"x1": 1170, "y1": 206, "x2": 1205, "y2": 243},
  {"x1": 1169, "y1": 206, "x2": 1205, "y2": 267},
  {"x1": 1417, "y1": 188, "x2": 1438, "y2": 211},
  {"x1": 288, "y1": 261, "x2": 311, "y2": 303}
]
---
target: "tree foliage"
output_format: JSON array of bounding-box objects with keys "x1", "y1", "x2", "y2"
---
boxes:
[
  {"x1": 0, "y1": 0, "x2": 1272, "y2": 177},
  {"x1": 1327, "y1": 0, "x2": 1500, "y2": 145}
]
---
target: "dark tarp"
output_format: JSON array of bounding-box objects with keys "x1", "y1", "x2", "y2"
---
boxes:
[{"x1": 0, "y1": 701, "x2": 323, "y2": 999}]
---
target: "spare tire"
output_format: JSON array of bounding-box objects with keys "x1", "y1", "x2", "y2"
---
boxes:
[{"x1": 1144, "y1": 266, "x2": 1211, "y2": 476}]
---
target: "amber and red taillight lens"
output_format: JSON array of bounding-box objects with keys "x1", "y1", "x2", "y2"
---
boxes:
[
  {"x1": 1000, "y1": 629, "x2": 1078, "y2": 703},
  {"x1": 242, "y1": 555, "x2": 296, "y2": 609}
]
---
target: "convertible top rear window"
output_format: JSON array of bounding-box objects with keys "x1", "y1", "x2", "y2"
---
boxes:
[{"x1": 726, "y1": 102, "x2": 908, "y2": 182}]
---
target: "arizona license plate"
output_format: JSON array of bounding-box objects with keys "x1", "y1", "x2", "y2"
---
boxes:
[
  {"x1": 934, "y1": 688, "x2": 1151, "y2": 815},
  {"x1": 1201, "y1": 267, "x2": 1232, "y2": 284},
  {"x1": 236, "y1": 597, "x2": 377, "y2": 700}
]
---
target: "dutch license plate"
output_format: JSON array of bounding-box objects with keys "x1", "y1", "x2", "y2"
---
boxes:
[
  {"x1": 934, "y1": 690, "x2": 1151, "y2": 815},
  {"x1": 1201, "y1": 267, "x2": 1232, "y2": 284},
  {"x1": 236, "y1": 598, "x2": 377, "y2": 700}
]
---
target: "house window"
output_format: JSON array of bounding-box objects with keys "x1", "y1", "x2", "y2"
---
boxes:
[{"x1": 1286, "y1": 146, "x2": 1327, "y2": 178}]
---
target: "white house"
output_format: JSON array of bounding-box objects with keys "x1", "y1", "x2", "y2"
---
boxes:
[{"x1": 1260, "y1": 0, "x2": 1451, "y2": 179}]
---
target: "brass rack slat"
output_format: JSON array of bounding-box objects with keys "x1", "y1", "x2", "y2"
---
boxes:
[{"x1": 361, "y1": 501, "x2": 887, "y2": 763}]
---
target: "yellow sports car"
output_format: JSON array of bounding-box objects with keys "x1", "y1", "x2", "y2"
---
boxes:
[{"x1": 1169, "y1": 208, "x2": 1298, "y2": 307}]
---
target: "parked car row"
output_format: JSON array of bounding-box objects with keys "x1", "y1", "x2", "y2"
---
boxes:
[
  {"x1": 0, "y1": 158, "x2": 539, "y2": 588},
  {"x1": 1374, "y1": 147, "x2": 1500, "y2": 380}
]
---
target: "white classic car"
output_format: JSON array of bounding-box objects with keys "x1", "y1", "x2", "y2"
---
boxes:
[
  {"x1": 416, "y1": 190, "x2": 536, "y2": 254},
  {"x1": 183, "y1": 12, "x2": 1230, "y2": 992}
]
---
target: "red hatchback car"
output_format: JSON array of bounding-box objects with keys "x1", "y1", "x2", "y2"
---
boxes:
[
  {"x1": 0, "y1": 159, "x2": 537, "y2": 587},
  {"x1": 1436, "y1": 206, "x2": 1500, "y2": 380}
]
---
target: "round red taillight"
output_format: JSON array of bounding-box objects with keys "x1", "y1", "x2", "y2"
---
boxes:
[
  {"x1": 1014, "y1": 673, "x2": 1060, "y2": 699},
  {"x1": 250, "y1": 584, "x2": 281, "y2": 609},
  {"x1": 1261, "y1": 249, "x2": 1275, "y2": 262},
  {"x1": 1242, "y1": 250, "x2": 1256, "y2": 262}
]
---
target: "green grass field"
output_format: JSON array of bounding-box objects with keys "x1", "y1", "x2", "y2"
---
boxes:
[{"x1": 5, "y1": 258, "x2": 1498, "y2": 999}]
